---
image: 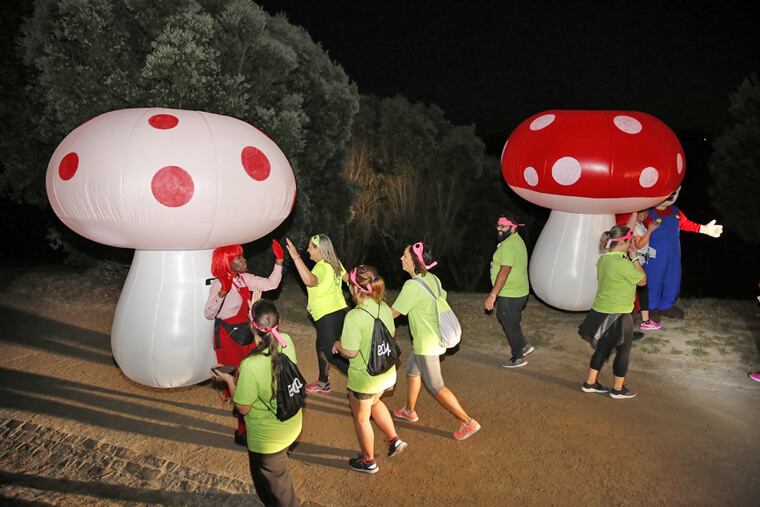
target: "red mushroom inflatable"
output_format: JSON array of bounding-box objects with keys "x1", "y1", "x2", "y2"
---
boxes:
[
  {"x1": 46, "y1": 108, "x2": 296, "y2": 387},
  {"x1": 501, "y1": 110, "x2": 684, "y2": 311}
]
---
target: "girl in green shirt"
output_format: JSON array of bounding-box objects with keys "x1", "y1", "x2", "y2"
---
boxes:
[
  {"x1": 578, "y1": 226, "x2": 646, "y2": 400},
  {"x1": 211, "y1": 299, "x2": 302, "y2": 506},
  {"x1": 391, "y1": 242, "x2": 480, "y2": 441},
  {"x1": 285, "y1": 234, "x2": 349, "y2": 394},
  {"x1": 333, "y1": 265, "x2": 407, "y2": 474}
]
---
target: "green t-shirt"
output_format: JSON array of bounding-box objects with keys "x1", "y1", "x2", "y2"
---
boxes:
[
  {"x1": 233, "y1": 333, "x2": 303, "y2": 454},
  {"x1": 341, "y1": 299, "x2": 397, "y2": 394},
  {"x1": 592, "y1": 252, "x2": 645, "y2": 314},
  {"x1": 307, "y1": 260, "x2": 347, "y2": 321},
  {"x1": 392, "y1": 273, "x2": 447, "y2": 356},
  {"x1": 490, "y1": 234, "x2": 530, "y2": 297}
]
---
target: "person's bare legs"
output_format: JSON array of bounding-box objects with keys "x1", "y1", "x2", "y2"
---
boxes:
[
  {"x1": 641, "y1": 310, "x2": 650, "y2": 321},
  {"x1": 612, "y1": 375, "x2": 626, "y2": 390},
  {"x1": 586, "y1": 368, "x2": 600, "y2": 385},
  {"x1": 370, "y1": 393, "x2": 399, "y2": 441},
  {"x1": 405, "y1": 375, "x2": 422, "y2": 412},
  {"x1": 434, "y1": 387, "x2": 470, "y2": 423},
  {"x1": 348, "y1": 392, "x2": 374, "y2": 460}
]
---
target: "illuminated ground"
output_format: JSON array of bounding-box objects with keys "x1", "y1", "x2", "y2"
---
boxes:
[{"x1": 1, "y1": 268, "x2": 758, "y2": 505}]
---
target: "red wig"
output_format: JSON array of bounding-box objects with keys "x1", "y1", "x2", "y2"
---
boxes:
[{"x1": 211, "y1": 245, "x2": 243, "y2": 280}]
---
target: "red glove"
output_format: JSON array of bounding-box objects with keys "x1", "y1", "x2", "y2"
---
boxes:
[
  {"x1": 272, "y1": 239, "x2": 284, "y2": 261},
  {"x1": 219, "y1": 272, "x2": 233, "y2": 293}
]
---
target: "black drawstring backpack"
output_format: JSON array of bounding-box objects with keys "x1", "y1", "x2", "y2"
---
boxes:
[
  {"x1": 259, "y1": 352, "x2": 306, "y2": 421},
  {"x1": 357, "y1": 306, "x2": 400, "y2": 376}
]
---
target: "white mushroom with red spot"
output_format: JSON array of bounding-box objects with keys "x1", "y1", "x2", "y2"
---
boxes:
[
  {"x1": 46, "y1": 108, "x2": 296, "y2": 387},
  {"x1": 501, "y1": 110, "x2": 684, "y2": 311}
]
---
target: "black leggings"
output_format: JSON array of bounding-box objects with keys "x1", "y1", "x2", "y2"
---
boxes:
[
  {"x1": 315, "y1": 309, "x2": 349, "y2": 383},
  {"x1": 589, "y1": 313, "x2": 633, "y2": 377},
  {"x1": 636, "y1": 284, "x2": 649, "y2": 312}
]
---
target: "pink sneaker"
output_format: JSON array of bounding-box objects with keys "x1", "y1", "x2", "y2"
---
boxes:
[
  {"x1": 641, "y1": 320, "x2": 661, "y2": 330},
  {"x1": 393, "y1": 407, "x2": 419, "y2": 422},
  {"x1": 748, "y1": 372, "x2": 760, "y2": 383},
  {"x1": 305, "y1": 381, "x2": 332, "y2": 394},
  {"x1": 454, "y1": 419, "x2": 480, "y2": 440}
]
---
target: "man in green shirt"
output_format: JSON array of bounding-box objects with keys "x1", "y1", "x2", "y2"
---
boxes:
[{"x1": 484, "y1": 214, "x2": 533, "y2": 368}]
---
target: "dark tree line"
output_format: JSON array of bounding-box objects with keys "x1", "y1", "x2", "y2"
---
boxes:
[{"x1": 0, "y1": 1, "x2": 755, "y2": 294}]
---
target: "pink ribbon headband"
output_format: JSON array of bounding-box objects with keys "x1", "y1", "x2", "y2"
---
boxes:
[{"x1": 413, "y1": 242, "x2": 438, "y2": 269}]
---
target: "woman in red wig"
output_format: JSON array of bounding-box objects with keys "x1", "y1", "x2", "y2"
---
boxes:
[{"x1": 204, "y1": 240, "x2": 284, "y2": 445}]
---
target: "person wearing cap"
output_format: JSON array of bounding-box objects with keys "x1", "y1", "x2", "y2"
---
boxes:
[
  {"x1": 211, "y1": 299, "x2": 302, "y2": 507},
  {"x1": 285, "y1": 234, "x2": 349, "y2": 394},
  {"x1": 391, "y1": 242, "x2": 480, "y2": 441},
  {"x1": 332, "y1": 265, "x2": 407, "y2": 474},
  {"x1": 204, "y1": 241, "x2": 284, "y2": 445},
  {"x1": 578, "y1": 225, "x2": 646, "y2": 399},
  {"x1": 485, "y1": 214, "x2": 533, "y2": 368}
]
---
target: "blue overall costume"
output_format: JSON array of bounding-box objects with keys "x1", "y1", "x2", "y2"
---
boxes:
[{"x1": 645, "y1": 206, "x2": 681, "y2": 311}]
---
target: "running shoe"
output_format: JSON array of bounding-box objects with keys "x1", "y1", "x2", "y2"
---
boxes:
[
  {"x1": 641, "y1": 320, "x2": 662, "y2": 330},
  {"x1": 348, "y1": 456, "x2": 378, "y2": 474},
  {"x1": 387, "y1": 437, "x2": 408, "y2": 458},
  {"x1": 393, "y1": 407, "x2": 419, "y2": 422},
  {"x1": 748, "y1": 372, "x2": 760, "y2": 382},
  {"x1": 305, "y1": 381, "x2": 332, "y2": 394},
  {"x1": 522, "y1": 344, "x2": 535, "y2": 356},
  {"x1": 581, "y1": 381, "x2": 609, "y2": 394},
  {"x1": 454, "y1": 419, "x2": 481, "y2": 440},
  {"x1": 609, "y1": 386, "x2": 637, "y2": 399},
  {"x1": 502, "y1": 357, "x2": 527, "y2": 368}
]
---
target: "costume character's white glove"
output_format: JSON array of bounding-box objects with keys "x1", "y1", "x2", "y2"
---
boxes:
[{"x1": 699, "y1": 219, "x2": 723, "y2": 238}]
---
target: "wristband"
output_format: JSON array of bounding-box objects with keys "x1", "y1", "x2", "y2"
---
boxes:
[
  {"x1": 489, "y1": 293, "x2": 497, "y2": 297},
  {"x1": 631, "y1": 257, "x2": 639, "y2": 263}
]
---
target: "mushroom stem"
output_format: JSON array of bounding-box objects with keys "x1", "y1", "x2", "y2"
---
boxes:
[
  {"x1": 111, "y1": 249, "x2": 216, "y2": 387},
  {"x1": 529, "y1": 211, "x2": 615, "y2": 311}
]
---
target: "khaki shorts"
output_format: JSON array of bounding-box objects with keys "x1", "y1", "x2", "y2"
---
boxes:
[{"x1": 406, "y1": 352, "x2": 445, "y2": 395}]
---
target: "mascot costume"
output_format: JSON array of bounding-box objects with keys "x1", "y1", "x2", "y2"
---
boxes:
[{"x1": 641, "y1": 186, "x2": 723, "y2": 322}]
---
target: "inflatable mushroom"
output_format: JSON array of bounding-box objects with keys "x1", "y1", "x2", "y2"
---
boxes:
[
  {"x1": 46, "y1": 108, "x2": 296, "y2": 387},
  {"x1": 501, "y1": 110, "x2": 684, "y2": 311}
]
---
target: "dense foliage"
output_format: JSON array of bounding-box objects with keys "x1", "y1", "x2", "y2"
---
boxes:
[
  {"x1": 0, "y1": 0, "x2": 359, "y2": 264},
  {"x1": 339, "y1": 95, "x2": 524, "y2": 290},
  {"x1": 708, "y1": 73, "x2": 760, "y2": 243}
]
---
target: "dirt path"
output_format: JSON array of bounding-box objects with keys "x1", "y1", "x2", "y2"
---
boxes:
[{"x1": 0, "y1": 268, "x2": 758, "y2": 505}]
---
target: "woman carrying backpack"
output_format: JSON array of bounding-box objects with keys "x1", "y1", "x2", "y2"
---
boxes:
[
  {"x1": 332, "y1": 265, "x2": 408, "y2": 474},
  {"x1": 391, "y1": 243, "x2": 480, "y2": 441},
  {"x1": 211, "y1": 299, "x2": 302, "y2": 506}
]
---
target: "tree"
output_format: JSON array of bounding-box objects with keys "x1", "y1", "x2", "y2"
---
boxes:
[
  {"x1": 708, "y1": 73, "x2": 760, "y2": 243},
  {"x1": 0, "y1": 0, "x2": 359, "y2": 262},
  {"x1": 340, "y1": 95, "x2": 516, "y2": 290}
]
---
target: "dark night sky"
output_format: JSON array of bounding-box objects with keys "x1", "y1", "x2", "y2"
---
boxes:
[{"x1": 259, "y1": 0, "x2": 759, "y2": 151}]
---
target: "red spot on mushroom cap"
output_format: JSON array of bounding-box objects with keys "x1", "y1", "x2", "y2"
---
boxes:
[
  {"x1": 59, "y1": 152, "x2": 79, "y2": 181},
  {"x1": 148, "y1": 114, "x2": 179, "y2": 130},
  {"x1": 241, "y1": 146, "x2": 271, "y2": 181},
  {"x1": 151, "y1": 166, "x2": 194, "y2": 208}
]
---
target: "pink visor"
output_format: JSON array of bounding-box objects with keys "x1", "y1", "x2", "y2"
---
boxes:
[
  {"x1": 349, "y1": 267, "x2": 372, "y2": 294},
  {"x1": 498, "y1": 217, "x2": 524, "y2": 227},
  {"x1": 412, "y1": 242, "x2": 438, "y2": 269},
  {"x1": 605, "y1": 230, "x2": 633, "y2": 249}
]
